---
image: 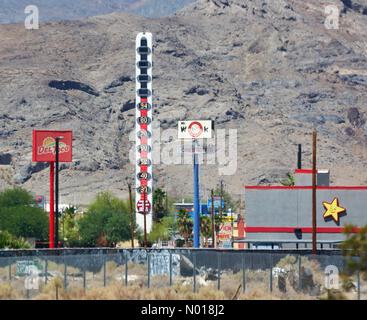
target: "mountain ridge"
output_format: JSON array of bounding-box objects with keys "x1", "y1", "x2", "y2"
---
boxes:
[{"x1": 1, "y1": 0, "x2": 367, "y2": 205}]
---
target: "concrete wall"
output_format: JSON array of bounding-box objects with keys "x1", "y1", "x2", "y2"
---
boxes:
[{"x1": 244, "y1": 187, "x2": 367, "y2": 242}]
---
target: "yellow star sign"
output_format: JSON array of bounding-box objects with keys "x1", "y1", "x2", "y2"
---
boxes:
[{"x1": 323, "y1": 198, "x2": 346, "y2": 224}]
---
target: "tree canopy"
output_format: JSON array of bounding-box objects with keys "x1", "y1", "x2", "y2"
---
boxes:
[
  {"x1": 78, "y1": 192, "x2": 134, "y2": 247},
  {"x1": 0, "y1": 188, "x2": 48, "y2": 240}
]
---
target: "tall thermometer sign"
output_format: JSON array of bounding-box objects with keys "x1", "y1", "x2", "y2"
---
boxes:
[{"x1": 135, "y1": 32, "x2": 153, "y2": 233}]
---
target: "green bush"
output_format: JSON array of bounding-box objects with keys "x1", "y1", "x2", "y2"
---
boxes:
[
  {"x1": 78, "y1": 192, "x2": 134, "y2": 247},
  {"x1": 0, "y1": 188, "x2": 48, "y2": 240},
  {"x1": 0, "y1": 230, "x2": 31, "y2": 249},
  {"x1": 0, "y1": 187, "x2": 35, "y2": 207}
]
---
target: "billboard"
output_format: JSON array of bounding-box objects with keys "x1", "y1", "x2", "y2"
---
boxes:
[
  {"x1": 32, "y1": 130, "x2": 73, "y2": 163},
  {"x1": 207, "y1": 197, "x2": 225, "y2": 209}
]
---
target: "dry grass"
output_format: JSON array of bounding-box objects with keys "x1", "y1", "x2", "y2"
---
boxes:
[
  {"x1": 1, "y1": 255, "x2": 363, "y2": 300},
  {"x1": 0, "y1": 283, "x2": 22, "y2": 300},
  {"x1": 0, "y1": 166, "x2": 14, "y2": 185}
]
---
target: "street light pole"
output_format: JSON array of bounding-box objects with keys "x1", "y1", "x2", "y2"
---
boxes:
[
  {"x1": 54, "y1": 136, "x2": 63, "y2": 248},
  {"x1": 312, "y1": 130, "x2": 317, "y2": 255},
  {"x1": 211, "y1": 189, "x2": 216, "y2": 248}
]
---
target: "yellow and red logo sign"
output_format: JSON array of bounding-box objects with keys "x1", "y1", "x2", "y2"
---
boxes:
[
  {"x1": 32, "y1": 130, "x2": 73, "y2": 163},
  {"x1": 323, "y1": 197, "x2": 346, "y2": 224}
]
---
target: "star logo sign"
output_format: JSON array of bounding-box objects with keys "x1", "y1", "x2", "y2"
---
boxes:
[{"x1": 322, "y1": 198, "x2": 346, "y2": 224}]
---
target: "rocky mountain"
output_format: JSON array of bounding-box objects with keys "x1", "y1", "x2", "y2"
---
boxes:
[
  {"x1": 1, "y1": 0, "x2": 367, "y2": 206},
  {"x1": 0, "y1": 0, "x2": 195, "y2": 23}
]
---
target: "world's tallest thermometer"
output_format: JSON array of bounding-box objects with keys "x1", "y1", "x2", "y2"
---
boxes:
[{"x1": 135, "y1": 32, "x2": 153, "y2": 233}]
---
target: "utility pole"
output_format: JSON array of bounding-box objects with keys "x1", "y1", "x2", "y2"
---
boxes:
[
  {"x1": 128, "y1": 183, "x2": 134, "y2": 248},
  {"x1": 219, "y1": 180, "x2": 224, "y2": 220},
  {"x1": 143, "y1": 191, "x2": 147, "y2": 248},
  {"x1": 211, "y1": 189, "x2": 216, "y2": 248},
  {"x1": 312, "y1": 130, "x2": 317, "y2": 255}
]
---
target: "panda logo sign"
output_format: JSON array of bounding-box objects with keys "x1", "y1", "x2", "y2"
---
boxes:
[
  {"x1": 188, "y1": 122, "x2": 204, "y2": 138},
  {"x1": 178, "y1": 120, "x2": 213, "y2": 139}
]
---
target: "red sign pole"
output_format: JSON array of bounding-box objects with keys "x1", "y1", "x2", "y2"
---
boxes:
[{"x1": 49, "y1": 162, "x2": 55, "y2": 249}]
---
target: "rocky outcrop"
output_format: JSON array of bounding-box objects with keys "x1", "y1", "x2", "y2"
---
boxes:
[
  {"x1": 48, "y1": 80, "x2": 100, "y2": 97},
  {"x1": 1, "y1": 0, "x2": 367, "y2": 204}
]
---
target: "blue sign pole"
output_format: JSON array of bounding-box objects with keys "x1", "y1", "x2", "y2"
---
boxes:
[{"x1": 193, "y1": 142, "x2": 200, "y2": 248}]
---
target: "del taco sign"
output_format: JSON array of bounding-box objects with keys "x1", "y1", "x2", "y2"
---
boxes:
[{"x1": 32, "y1": 130, "x2": 73, "y2": 163}]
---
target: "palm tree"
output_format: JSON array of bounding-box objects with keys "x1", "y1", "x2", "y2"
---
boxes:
[
  {"x1": 177, "y1": 209, "x2": 193, "y2": 247},
  {"x1": 200, "y1": 216, "x2": 212, "y2": 247},
  {"x1": 280, "y1": 173, "x2": 295, "y2": 186},
  {"x1": 153, "y1": 188, "x2": 167, "y2": 222}
]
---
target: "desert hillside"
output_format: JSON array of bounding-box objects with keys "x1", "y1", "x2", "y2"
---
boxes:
[{"x1": 1, "y1": 0, "x2": 367, "y2": 205}]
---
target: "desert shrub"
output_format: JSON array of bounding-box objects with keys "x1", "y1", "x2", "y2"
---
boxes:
[{"x1": 0, "y1": 230, "x2": 31, "y2": 249}]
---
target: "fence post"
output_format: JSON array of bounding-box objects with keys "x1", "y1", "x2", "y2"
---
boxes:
[
  {"x1": 357, "y1": 270, "x2": 361, "y2": 300},
  {"x1": 44, "y1": 259, "x2": 48, "y2": 284},
  {"x1": 103, "y1": 256, "x2": 107, "y2": 287},
  {"x1": 217, "y1": 252, "x2": 221, "y2": 290},
  {"x1": 242, "y1": 253, "x2": 246, "y2": 293},
  {"x1": 64, "y1": 260, "x2": 67, "y2": 291},
  {"x1": 83, "y1": 270, "x2": 86, "y2": 293},
  {"x1": 298, "y1": 255, "x2": 302, "y2": 291},
  {"x1": 8, "y1": 260, "x2": 12, "y2": 281},
  {"x1": 169, "y1": 251, "x2": 173, "y2": 287},
  {"x1": 269, "y1": 256, "x2": 273, "y2": 293},
  {"x1": 193, "y1": 252, "x2": 197, "y2": 293},
  {"x1": 125, "y1": 251, "x2": 128, "y2": 286}
]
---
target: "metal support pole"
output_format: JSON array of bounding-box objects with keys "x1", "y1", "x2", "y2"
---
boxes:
[
  {"x1": 8, "y1": 261, "x2": 11, "y2": 281},
  {"x1": 83, "y1": 270, "x2": 86, "y2": 292},
  {"x1": 103, "y1": 257, "x2": 107, "y2": 287},
  {"x1": 298, "y1": 255, "x2": 302, "y2": 290},
  {"x1": 242, "y1": 259, "x2": 246, "y2": 294},
  {"x1": 357, "y1": 270, "x2": 361, "y2": 300},
  {"x1": 55, "y1": 138, "x2": 60, "y2": 248},
  {"x1": 169, "y1": 252, "x2": 173, "y2": 287},
  {"x1": 269, "y1": 266, "x2": 273, "y2": 293},
  {"x1": 63, "y1": 262, "x2": 67, "y2": 290},
  {"x1": 211, "y1": 189, "x2": 216, "y2": 248},
  {"x1": 193, "y1": 252, "x2": 197, "y2": 293},
  {"x1": 312, "y1": 130, "x2": 317, "y2": 255},
  {"x1": 125, "y1": 252, "x2": 128, "y2": 286},
  {"x1": 217, "y1": 252, "x2": 221, "y2": 290},
  {"x1": 45, "y1": 259, "x2": 48, "y2": 284},
  {"x1": 49, "y1": 162, "x2": 55, "y2": 248},
  {"x1": 193, "y1": 141, "x2": 200, "y2": 248}
]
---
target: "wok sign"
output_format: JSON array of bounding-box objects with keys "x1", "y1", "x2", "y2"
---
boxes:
[
  {"x1": 32, "y1": 130, "x2": 73, "y2": 163},
  {"x1": 178, "y1": 120, "x2": 213, "y2": 139}
]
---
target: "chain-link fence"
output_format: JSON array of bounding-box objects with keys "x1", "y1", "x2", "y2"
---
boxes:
[{"x1": 0, "y1": 249, "x2": 364, "y2": 300}]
